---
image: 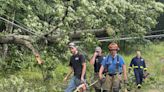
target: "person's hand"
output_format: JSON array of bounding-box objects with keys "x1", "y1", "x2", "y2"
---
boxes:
[
  {"x1": 81, "y1": 77, "x2": 85, "y2": 83},
  {"x1": 100, "y1": 77, "x2": 105, "y2": 84},
  {"x1": 94, "y1": 52, "x2": 98, "y2": 57},
  {"x1": 99, "y1": 74, "x2": 103, "y2": 80},
  {"x1": 144, "y1": 70, "x2": 147, "y2": 74},
  {"x1": 99, "y1": 75, "x2": 105, "y2": 83},
  {"x1": 124, "y1": 80, "x2": 128, "y2": 85},
  {"x1": 143, "y1": 71, "x2": 149, "y2": 79},
  {"x1": 35, "y1": 54, "x2": 44, "y2": 64}
]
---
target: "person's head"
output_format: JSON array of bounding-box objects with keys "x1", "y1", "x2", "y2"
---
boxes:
[
  {"x1": 95, "y1": 46, "x2": 102, "y2": 56},
  {"x1": 68, "y1": 42, "x2": 78, "y2": 54},
  {"x1": 108, "y1": 42, "x2": 119, "y2": 56},
  {"x1": 136, "y1": 50, "x2": 141, "y2": 58}
]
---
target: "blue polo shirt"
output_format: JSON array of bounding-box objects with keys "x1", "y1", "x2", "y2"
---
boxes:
[{"x1": 101, "y1": 54, "x2": 125, "y2": 74}]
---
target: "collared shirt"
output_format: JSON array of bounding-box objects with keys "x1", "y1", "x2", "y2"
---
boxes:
[{"x1": 101, "y1": 54, "x2": 125, "y2": 74}]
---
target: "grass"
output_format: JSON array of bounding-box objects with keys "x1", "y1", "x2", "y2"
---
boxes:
[
  {"x1": 123, "y1": 42, "x2": 164, "y2": 92},
  {"x1": 0, "y1": 42, "x2": 163, "y2": 92}
]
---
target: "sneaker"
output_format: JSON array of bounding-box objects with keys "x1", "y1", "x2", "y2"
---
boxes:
[{"x1": 137, "y1": 84, "x2": 141, "y2": 89}]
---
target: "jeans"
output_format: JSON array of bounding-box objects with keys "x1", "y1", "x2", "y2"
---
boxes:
[{"x1": 65, "y1": 76, "x2": 81, "y2": 92}]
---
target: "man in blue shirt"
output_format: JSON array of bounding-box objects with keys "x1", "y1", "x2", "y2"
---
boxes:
[
  {"x1": 99, "y1": 42, "x2": 127, "y2": 92},
  {"x1": 129, "y1": 50, "x2": 147, "y2": 89}
]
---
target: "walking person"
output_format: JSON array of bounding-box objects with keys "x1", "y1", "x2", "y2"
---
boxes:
[
  {"x1": 64, "y1": 42, "x2": 86, "y2": 92},
  {"x1": 90, "y1": 46, "x2": 109, "y2": 92},
  {"x1": 128, "y1": 50, "x2": 147, "y2": 89},
  {"x1": 99, "y1": 42, "x2": 128, "y2": 92}
]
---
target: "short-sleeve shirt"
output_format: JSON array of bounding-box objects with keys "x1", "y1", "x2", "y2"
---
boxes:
[
  {"x1": 69, "y1": 53, "x2": 86, "y2": 79},
  {"x1": 94, "y1": 56, "x2": 105, "y2": 73},
  {"x1": 101, "y1": 54, "x2": 125, "y2": 74}
]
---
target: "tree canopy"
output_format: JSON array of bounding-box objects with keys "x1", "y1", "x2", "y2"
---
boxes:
[
  {"x1": 0, "y1": 0, "x2": 164, "y2": 91},
  {"x1": 0, "y1": 0, "x2": 164, "y2": 62}
]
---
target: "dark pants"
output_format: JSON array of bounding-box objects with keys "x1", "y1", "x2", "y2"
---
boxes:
[{"x1": 134, "y1": 69, "x2": 143, "y2": 85}]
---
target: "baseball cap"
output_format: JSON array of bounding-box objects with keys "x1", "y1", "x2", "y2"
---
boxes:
[
  {"x1": 68, "y1": 42, "x2": 76, "y2": 48},
  {"x1": 95, "y1": 46, "x2": 102, "y2": 52}
]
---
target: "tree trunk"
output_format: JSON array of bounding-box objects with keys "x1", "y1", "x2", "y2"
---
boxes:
[
  {"x1": 0, "y1": 34, "x2": 43, "y2": 64},
  {"x1": 2, "y1": 44, "x2": 8, "y2": 59}
]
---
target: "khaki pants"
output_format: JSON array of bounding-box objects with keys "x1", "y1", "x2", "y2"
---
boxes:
[
  {"x1": 107, "y1": 74, "x2": 121, "y2": 92},
  {"x1": 102, "y1": 75, "x2": 121, "y2": 92},
  {"x1": 93, "y1": 73, "x2": 110, "y2": 90},
  {"x1": 93, "y1": 73, "x2": 121, "y2": 92}
]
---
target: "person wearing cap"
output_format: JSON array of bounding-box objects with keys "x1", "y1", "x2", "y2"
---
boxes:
[
  {"x1": 99, "y1": 42, "x2": 127, "y2": 92},
  {"x1": 64, "y1": 42, "x2": 86, "y2": 92},
  {"x1": 90, "y1": 46, "x2": 109, "y2": 92},
  {"x1": 128, "y1": 50, "x2": 147, "y2": 89}
]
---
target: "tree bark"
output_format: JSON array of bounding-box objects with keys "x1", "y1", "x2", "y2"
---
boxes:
[
  {"x1": 0, "y1": 34, "x2": 43, "y2": 64},
  {"x1": 2, "y1": 44, "x2": 8, "y2": 59}
]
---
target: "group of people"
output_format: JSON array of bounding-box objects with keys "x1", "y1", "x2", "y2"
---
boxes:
[{"x1": 64, "y1": 42, "x2": 147, "y2": 92}]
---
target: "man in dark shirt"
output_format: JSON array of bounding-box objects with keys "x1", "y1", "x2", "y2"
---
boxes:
[
  {"x1": 129, "y1": 50, "x2": 147, "y2": 89},
  {"x1": 64, "y1": 42, "x2": 86, "y2": 92},
  {"x1": 90, "y1": 46, "x2": 108, "y2": 92}
]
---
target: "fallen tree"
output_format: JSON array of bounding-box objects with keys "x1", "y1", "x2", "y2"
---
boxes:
[{"x1": 0, "y1": 34, "x2": 43, "y2": 64}]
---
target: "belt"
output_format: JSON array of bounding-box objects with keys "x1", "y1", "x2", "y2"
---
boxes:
[{"x1": 107, "y1": 73, "x2": 122, "y2": 76}]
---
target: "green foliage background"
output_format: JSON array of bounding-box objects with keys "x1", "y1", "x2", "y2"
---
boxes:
[{"x1": 0, "y1": 0, "x2": 164, "y2": 92}]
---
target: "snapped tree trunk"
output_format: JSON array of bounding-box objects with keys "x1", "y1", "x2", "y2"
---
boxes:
[{"x1": 0, "y1": 34, "x2": 43, "y2": 64}]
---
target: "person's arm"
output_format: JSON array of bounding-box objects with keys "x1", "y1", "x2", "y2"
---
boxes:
[
  {"x1": 99, "y1": 57, "x2": 106, "y2": 80},
  {"x1": 80, "y1": 55, "x2": 86, "y2": 82},
  {"x1": 128, "y1": 58, "x2": 133, "y2": 73},
  {"x1": 120, "y1": 56, "x2": 127, "y2": 81},
  {"x1": 143, "y1": 59, "x2": 147, "y2": 71},
  {"x1": 64, "y1": 57, "x2": 73, "y2": 82},
  {"x1": 129, "y1": 59, "x2": 133, "y2": 68},
  {"x1": 99, "y1": 65, "x2": 104, "y2": 80},
  {"x1": 122, "y1": 64, "x2": 127, "y2": 81},
  {"x1": 90, "y1": 52, "x2": 98, "y2": 65},
  {"x1": 81, "y1": 62, "x2": 86, "y2": 82},
  {"x1": 63, "y1": 67, "x2": 73, "y2": 81}
]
